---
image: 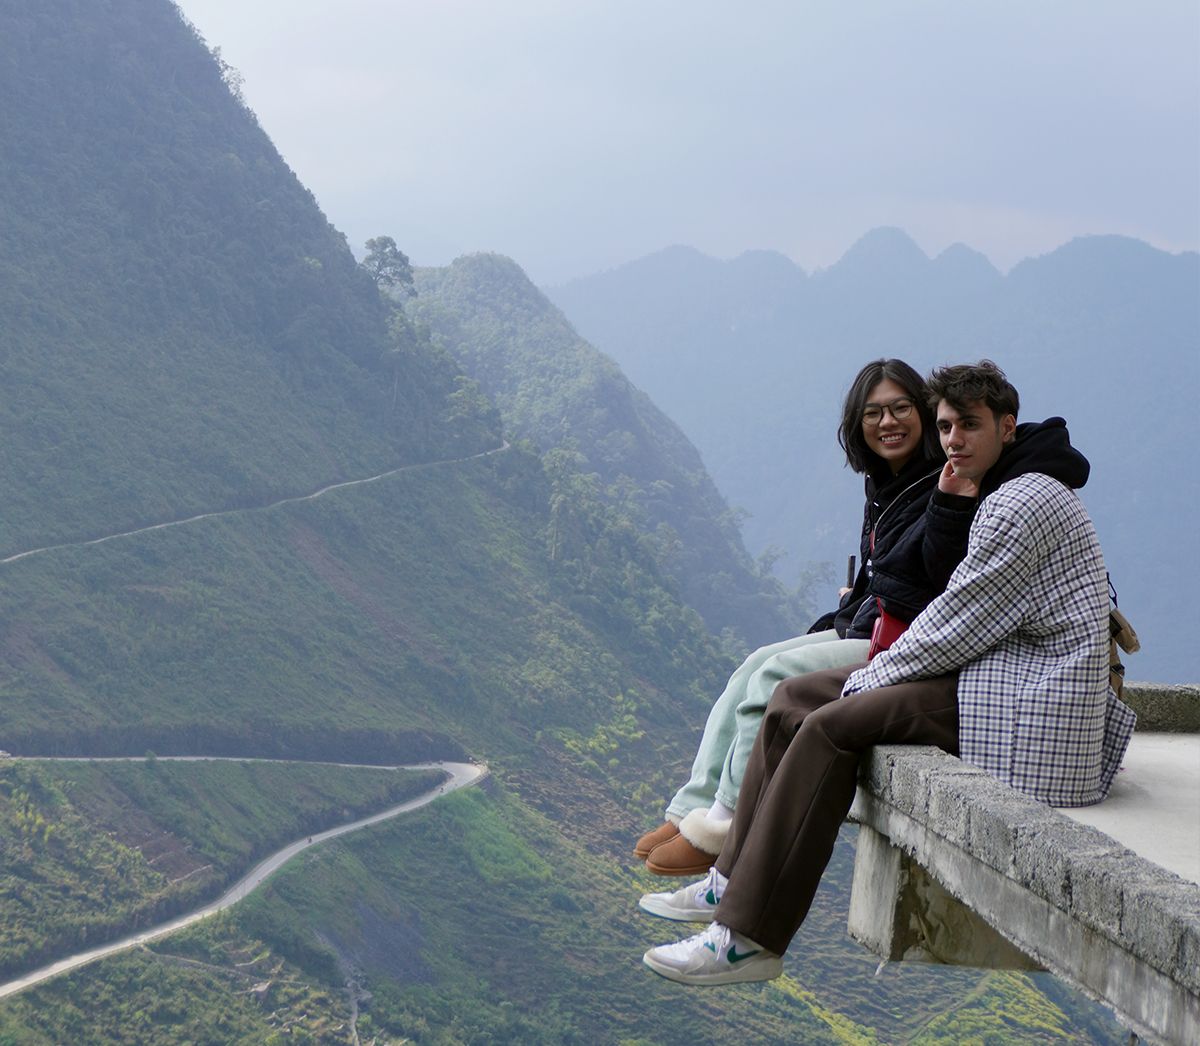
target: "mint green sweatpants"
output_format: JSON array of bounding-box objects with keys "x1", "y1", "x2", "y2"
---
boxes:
[{"x1": 665, "y1": 629, "x2": 871, "y2": 820}]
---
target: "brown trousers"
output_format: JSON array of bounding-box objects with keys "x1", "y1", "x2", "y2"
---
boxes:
[{"x1": 714, "y1": 662, "x2": 959, "y2": 955}]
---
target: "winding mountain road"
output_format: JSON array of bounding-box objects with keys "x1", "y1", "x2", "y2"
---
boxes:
[
  {"x1": 0, "y1": 443, "x2": 506, "y2": 996},
  {"x1": 0, "y1": 440, "x2": 510, "y2": 567},
  {"x1": 0, "y1": 758, "x2": 487, "y2": 1000}
]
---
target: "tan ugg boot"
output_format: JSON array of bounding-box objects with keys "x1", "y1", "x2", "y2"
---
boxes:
[
  {"x1": 645, "y1": 808, "x2": 728, "y2": 875},
  {"x1": 634, "y1": 820, "x2": 679, "y2": 860}
]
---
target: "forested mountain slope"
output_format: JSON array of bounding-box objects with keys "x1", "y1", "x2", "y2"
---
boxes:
[
  {"x1": 0, "y1": 0, "x2": 495, "y2": 556},
  {"x1": 548, "y1": 231, "x2": 1200, "y2": 681},
  {"x1": 0, "y1": 0, "x2": 732, "y2": 823},
  {"x1": 409, "y1": 253, "x2": 807, "y2": 648},
  {"x1": 0, "y1": 2, "x2": 1125, "y2": 1040}
]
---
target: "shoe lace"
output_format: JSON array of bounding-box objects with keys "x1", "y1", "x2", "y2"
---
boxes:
[
  {"x1": 696, "y1": 922, "x2": 731, "y2": 954},
  {"x1": 694, "y1": 865, "x2": 723, "y2": 906},
  {"x1": 661, "y1": 922, "x2": 732, "y2": 963}
]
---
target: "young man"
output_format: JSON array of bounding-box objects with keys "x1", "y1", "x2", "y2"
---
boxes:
[{"x1": 640, "y1": 360, "x2": 1137, "y2": 986}]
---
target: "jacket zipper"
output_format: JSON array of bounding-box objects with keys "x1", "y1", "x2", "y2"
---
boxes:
[{"x1": 871, "y1": 466, "x2": 941, "y2": 543}]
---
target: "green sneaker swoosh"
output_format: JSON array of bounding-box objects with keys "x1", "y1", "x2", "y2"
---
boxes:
[
  {"x1": 727, "y1": 945, "x2": 761, "y2": 964},
  {"x1": 705, "y1": 889, "x2": 718, "y2": 905}
]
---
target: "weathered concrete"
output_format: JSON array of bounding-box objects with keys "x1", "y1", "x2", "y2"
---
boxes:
[
  {"x1": 848, "y1": 740, "x2": 1200, "y2": 1046},
  {"x1": 1121, "y1": 682, "x2": 1200, "y2": 733},
  {"x1": 848, "y1": 822, "x2": 1043, "y2": 970}
]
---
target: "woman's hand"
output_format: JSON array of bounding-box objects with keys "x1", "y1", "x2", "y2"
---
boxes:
[{"x1": 938, "y1": 459, "x2": 980, "y2": 499}]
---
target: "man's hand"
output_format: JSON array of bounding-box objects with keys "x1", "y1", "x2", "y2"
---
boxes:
[
  {"x1": 938, "y1": 459, "x2": 979, "y2": 499},
  {"x1": 838, "y1": 586, "x2": 852, "y2": 598}
]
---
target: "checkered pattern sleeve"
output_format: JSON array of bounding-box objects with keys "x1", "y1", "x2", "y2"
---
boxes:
[{"x1": 842, "y1": 477, "x2": 1045, "y2": 695}]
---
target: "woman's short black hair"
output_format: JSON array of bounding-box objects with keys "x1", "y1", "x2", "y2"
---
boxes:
[{"x1": 838, "y1": 358, "x2": 940, "y2": 474}]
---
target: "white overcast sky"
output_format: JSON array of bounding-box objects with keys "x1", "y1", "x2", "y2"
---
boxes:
[{"x1": 176, "y1": 0, "x2": 1199, "y2": 284}]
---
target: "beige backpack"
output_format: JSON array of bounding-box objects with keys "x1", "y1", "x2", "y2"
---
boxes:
[{"x1": 1108, "y1": 581, "x2": 1140, "y2": 699}]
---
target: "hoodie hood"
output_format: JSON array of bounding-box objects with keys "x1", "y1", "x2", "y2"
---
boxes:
[{"x1": 980, "y1": 417, "x2": 1090, "y2": 499}]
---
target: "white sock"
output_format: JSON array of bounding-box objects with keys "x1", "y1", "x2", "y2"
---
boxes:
[{"x1": 705, "y1": 800, "x2": 734, "y2": 825}]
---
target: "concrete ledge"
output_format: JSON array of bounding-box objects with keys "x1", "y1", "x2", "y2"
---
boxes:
[
  {"x1": 849, "y1": 744, "x2": 1200, "y2": 1045},
  {"x1": 1123, "y1": 682, "x2": 1200, "y2": 732}
]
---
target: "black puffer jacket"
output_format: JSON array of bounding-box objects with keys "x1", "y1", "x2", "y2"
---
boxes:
[{"x1": 809, "y1": 452, "x2": 976, "y2": 640}]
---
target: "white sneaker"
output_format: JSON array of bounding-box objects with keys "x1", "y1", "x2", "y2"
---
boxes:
[
  {"x1": 643, "y1": 922, "x2": 783, "y2": 986},
  {"x1": 638, "y1": 866, "x2": 726, "y2": 922}
]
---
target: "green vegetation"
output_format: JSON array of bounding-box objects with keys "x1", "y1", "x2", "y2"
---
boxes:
[
  {"x1": 0, "y1": 757, "x2": 439, "y2": 977},
  {"x1": 0, "y1": 448, "x2": 724, "y2": 759},
  {"x1": 410, "y1": 254, "x2": 811, "y2": 649},
  {"x1": 0, "y1": 789, "x2": 854, "y2": 1045},
  {"x1": 909, "y1": 970, "x2": 1122, "y2": 1044},
  {"x1": 0, "y1": 0, "x2": 496, "y2": 558},
  {"x1": 362, "y1": 234, "x2": 416, "y2": 295},
  {"x1": 0, "y1": 789, "x2": 1123, "y2": 1045},
  {"x1": 0, "y1": 943, "x2": 354, "y2": 1045}
]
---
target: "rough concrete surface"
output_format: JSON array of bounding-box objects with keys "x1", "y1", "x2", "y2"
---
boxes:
[
  {"x1": 1062, "y1": 732, "x2": 1200, "y2": 884},
  {"x1": 1122, "y1": 682, "x2": 1200, "y2": 733}
]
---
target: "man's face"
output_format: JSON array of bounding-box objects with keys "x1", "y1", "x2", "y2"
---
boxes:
[{"x1": 936, "y1": 398, "x2": 1016, "y2": 483}]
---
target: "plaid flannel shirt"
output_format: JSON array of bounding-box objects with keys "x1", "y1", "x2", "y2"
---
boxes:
[{"x1": 843, "y1": 472, "x2": 1136, "y2": 807}]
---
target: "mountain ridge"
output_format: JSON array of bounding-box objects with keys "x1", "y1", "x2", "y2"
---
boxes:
[
  {"x1": 0, "y1": 0, "x2": 499, "y2": 555},
  {"x1": 408, "y1": 252, "x2": 808, "y2": 647}
]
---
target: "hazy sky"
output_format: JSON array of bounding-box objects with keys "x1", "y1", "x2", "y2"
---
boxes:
[{"x1": 177, "y1": 0, "x2": 1199, "y2": 284}]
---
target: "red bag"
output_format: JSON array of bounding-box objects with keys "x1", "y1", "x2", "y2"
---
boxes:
[
  {"x1": 867, "y1": 598, "x2": 907, "y2": 659},
  {"x1": 865, "y1": 526, "x2": 908, "y2": 659}
]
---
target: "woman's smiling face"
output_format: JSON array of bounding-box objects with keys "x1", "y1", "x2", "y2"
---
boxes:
[{"x1": 861, "y1": 377, "x2": 923, "y2": 474}]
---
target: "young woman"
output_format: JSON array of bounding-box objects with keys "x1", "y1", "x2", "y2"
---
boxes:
[{"x1": 636, "y1": 358, "x2": 976, "y2": 875}]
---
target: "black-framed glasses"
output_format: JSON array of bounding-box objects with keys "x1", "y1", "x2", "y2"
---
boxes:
[{"x1": 862, "y1": 398, "x2": 915, "y2": 425}]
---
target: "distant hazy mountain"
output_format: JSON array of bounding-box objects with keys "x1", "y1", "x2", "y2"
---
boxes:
[{"x1": 548, "y1": 229, "x2": 1199, "y2": 682}]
